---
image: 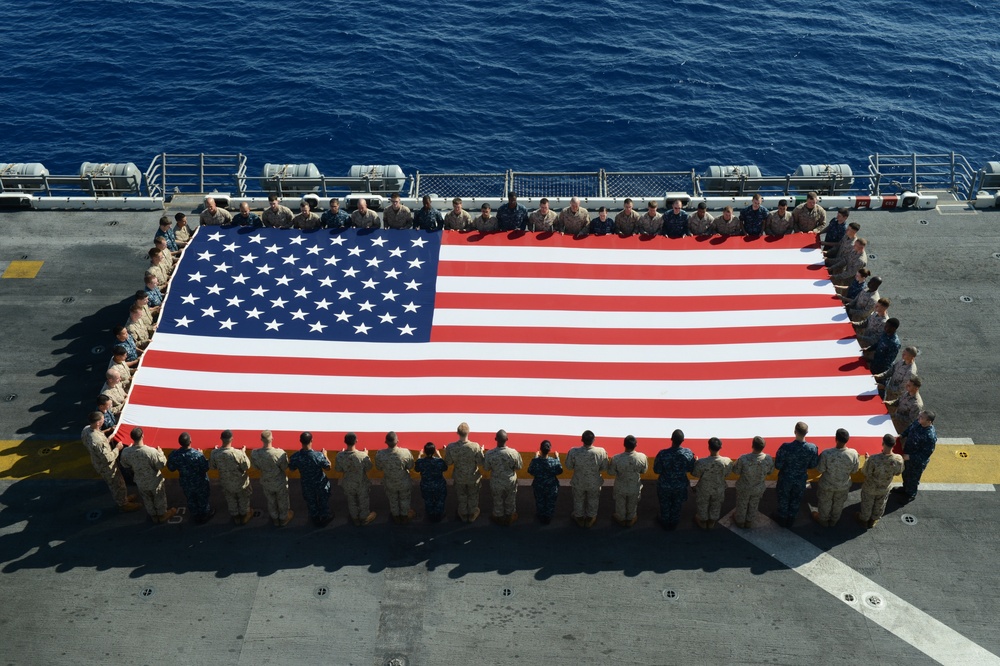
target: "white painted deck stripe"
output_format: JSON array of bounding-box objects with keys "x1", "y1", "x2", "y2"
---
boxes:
[{"x1": 721, "y1": 513, "x2": 1000, "y2": 665}]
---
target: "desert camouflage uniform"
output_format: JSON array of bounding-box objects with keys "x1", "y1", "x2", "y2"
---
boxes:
[
  {"x1": 167, "y1": 447, "x2": 212, "y2": 519},
  {"x1": 251, "y1": 447, "x2": 290, "y2": 522},
  {"x1": 292, "y1": 211, "x2": 323, "y2": 230},
  {"x1": 120, "y1": 443, "x2": 168, "y2": 517},
  {"x1": 209, "y1": 447, "x2": 252, "y2": 517},
  {"x1": 555, "y1": 207, "x2": 590, "y2": 235},
  {"x1": 262, "y1": 205, "x2": 294, "y2": 229},
  {"x1": 607, "y1": 450, "x2": 648, "y2": 521},
  {"x1": 473, "y1": 214, "x2": 499, "y2": 233},
  {"x1": 443, "y1": 209, "x2": 472, "y2": 231},
  {"x1": 375, "y1": 446, "x2": 415, "y2": 518},
  {"x1": 732, "y1": 451, "x2": 775, "y2": 525},
  {"x1": 774, "y1": 440, "x2": 819, "y2": 522},
  {"x1": 108, "y1": 358, "x2": 132, "y2": 389},
  {"x1": 351, "y1": 209, "x2": 381, "y2": 229},
  {"x1": 847, "y1": 288, "x2": 879, "y2": 323},
  {"x1": 334, "y1": 449, "x2": 373, "y2": 522},
  {"x1": 383, "y1": 205, "x2": 413, "y2": 229},
  {"x1": 174, "y1": 222, "x2": 192, "y2": 244},
  {"x1": 816, "y1": 446, "x2": 860, "y2": 524},
  {"x1": 528, "y1": 209, "x2": 557, "y2": 232},
  {"x1": 832, "y1": 248, "x2": 868, "y2": 285},
  {"x1": 765, "y1": 210, "x2": 794, "y2": 235},
  {"x1": 445, "y1": 439, "x2": 485, "y2": 517},
  {"x1": 688, "y1": 211, "x2": 715, "y2": 235},
  {"x1": 858, "y1": 452, "x2": 904, "y2": 521},
  {"x1": 693, "y1": 454, "x2": 733, "y2": 522},
  {"x1": 877, "y1": 359, "x2": 917, "y2": 402},
  {"x1": 856, "y1": 311, "x2": 887, "y2": 349},
  {"x1": 484, "y1": 446, "x2": 523, "y2": 517},
  {"x1": 613, "y1": 209, "x2": 640, "y2": 236},
  {"x1": 527, "y1": 455, "x2": 562, "y2": 520},
  {"x1": 887, "y1": 390, "x2": 923, "y2": 434},
  {"x1": 565, "y1": 445, "x2": 609, "y2": 518},
  {"x1": 100, "y1": 381, "x2": 127, "y2": 417},
  {"x1": 714, "y1": 214, "x2": 744, "y2": 236},
  {"x1": 636, "y1": 212, "x2": 663, "y2": 235},
  {"x1": 199, "y1": 207, "x2": 232, "y2": 226},
  {"x1": 791, "y1": 202, "x2": 827, "y2": 233},
  {"x1": 81, "y1": 426, "x2": 127, "y2": 507}
]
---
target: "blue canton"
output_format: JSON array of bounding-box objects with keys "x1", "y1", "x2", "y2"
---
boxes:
[
  {"x1": 496, "y1": 203, "x2": 528, "y2": 231},
  {"x1": 739, "y1": 205, "x2": 769, "y2": 235},
  {"x1": 158, "y1": 227, "x2": 442, "y2": 344}
]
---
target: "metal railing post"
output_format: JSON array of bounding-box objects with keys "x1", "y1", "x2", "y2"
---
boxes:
[
  {"x1": 199, "y1": 153, "x2": 205, "y2": 193},
  {"x1": 911, "y1": 153, "x2": 918, "y2": 192}
]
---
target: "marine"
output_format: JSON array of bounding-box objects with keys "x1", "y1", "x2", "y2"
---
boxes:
[
  {"x1": 209, "y1": 429, "x2": 254, "y2": 525},
  {"x1": 731, "y1": 436, "x2": 774, "y2": 528},
  {"x1": 250, "y1": 430, "x2": 293, "y2": 527},
  {"x1": 119, "y1": 427, "x2": 176, "y2": 524},
  {"x1": 444, "y1": 422, "x2": 485, "y2": 522},
  {"x1": 483, "y1": 429, "x2": 523, "y2": 525},
  {"x1": 856, "y1": 434, "x2": 904, "y2": 528},
  {"x1": 334, "y1": 432, "x2": 375, "y2": 526},
  {"x1": 375, "y1": 431, "x2": 416, "y2": 524},
  {"x1": 565, "y1": 430, "x2": 608, "y2": 528},
  {"x1": 607, "y1": 435, "x2": 648, "y2": 527},
  {"x1": 813, "y1": 428, "x2": 860, "y2": 527},
  {"x1": 691, "y1": 437, "x2": 733, "y2": 529},
  {"x1": 81, "y1": 411, "x2": 139, "y2": 513}
]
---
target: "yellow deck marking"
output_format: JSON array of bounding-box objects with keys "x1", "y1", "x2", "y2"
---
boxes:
[
  {"x1": 0, "y1": 441, "x2": 997, "y2": 484},
  {"x1": 1, "y1": 260, "x2": 44, "y2": 278}
]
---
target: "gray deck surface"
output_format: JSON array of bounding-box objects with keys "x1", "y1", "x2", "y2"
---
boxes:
[{"x1": 1, "y1": 202, "x2": 998, "y2": 665}]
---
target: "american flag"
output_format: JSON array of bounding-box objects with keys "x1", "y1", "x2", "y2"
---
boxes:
[{"x1": 118, "y1": 226, "x2": 892, "y2": 455}]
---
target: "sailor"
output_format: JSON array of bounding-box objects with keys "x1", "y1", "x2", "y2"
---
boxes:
[
  {"x1": 166, "y1": 432, "x2": 214, "y2": 524},
  {"x1": 96, "y1": 395, "x2": 117, "y2": 437},
  {"x1": 375, "y1": 431, "x2": 415, "y2": 524},
  {"x1": 613, "y1": 198, "x2": 640, "y2": 236},
  {"x1": 565, "y1": 430, "x2": 609, "y2": 528},
  {"x1": 232, "y1": 201, "x2": 262, "y2": 228},
  {"x1": 856, "y1": 434, "x2": 904, "y2": 528},
  {"x1": 813, "y1": 428, "x2": 860, "y2": 527},
  {"x1": 119, "y1": 427, "x2": 175, "y2": 524},
  {"x1": 527, "y1": 440, "x2": 562, "y2": 524},
  {"x1": 739, "y1": 193, "x2": 769, "y2": 235},
  {"x1": 661, "y1": 199, "x2": 689, "y2": 238},
  {"x1": 321, "y1": 197, "x2": 352, "y2": 230},
  {"x1": 773, "y1": 421, "x2": 819, "y2": 528},
  {"x1": 288, "y1": 431, "x2": 333, "y2": 527},
  {"x1": 731, "y1": 436, "x2": 774, "y2": 528},
  {"x1": 555, "y1": 197, "x2": 590, "y2": 236},
  {"x1": 209, "y1": 429, "x2": 253, "y2": 525},
  {"x1": 250, "y1": 430, "x2": 293, "y2": 527},
  {"x1": 144, "y1": 272, "x2": 164, "y2": 306},
  {"x1": 692, "y1": 437, "x2": 733, "y2": 529},
  {"x1": 155, "y1": 215, "x2": 179, "y2": 252},
  {"x1": 413, "y1": 195, "x2": 444, "y2": 231},
  {"x1": 496, "y1": 192, "x2": 528, "y2": 231},
  {"x1": 483, "y1": 429, "x2": 523, "y2": 525},
  {"x1": 528, "y1": 198, "x2": 557, "y2": 232},
  {"x1": 607, "y1": 435, "x2": 648, "y2": 527},
  {"x1": 590, "y1": 206, "x2": 614, "y2": 235},
  {"x1": 443, "y1": 197, "x2": 472, "y2": 231},
  {"x1": 653, "y1": 429, "x2": 696, "y2": 530},
  {"x1": 335, "y1": 432, "x2": 375, "y2": 526},
  {"x1": 820, "y1": 208, "x2": 850, "y2": 258},
  {"x1": 893, "y1": 410, "x2": 937, "y2": 503},
  {"x1": 863, "y1": 318, "x2": 901, "y2": 376},
  {"x1": 415, "y1": 442, "x2": 449, "y2": 522},
  {"x1": 81, "y1": 411, "x2": 139, "y2": 513},
  {"x1": 444, "y1": 422, "x2": 485, "y2": 522}
]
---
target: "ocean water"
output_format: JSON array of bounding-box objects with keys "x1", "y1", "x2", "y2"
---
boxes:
[{"x1": 1, "y1": 0, "x2": 998, "y2": 177}]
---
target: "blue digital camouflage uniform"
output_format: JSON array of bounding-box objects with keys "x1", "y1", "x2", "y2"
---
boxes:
[
  {"x1": 661, "y1": 210, "x2": 689, "y2": 238},
  {"x1": 845, "y1": 277, "x2": 866, "y2": 301},
  {"x1": 101, "y1": 408, "x2": 116, "y2": 431},
  {"x1": 144, "y1": 285, "x2": 162, "y2": 307},
  {"x1": 774, "y1": 439, "x2": 819, "y2": 521},
  {"x1": 901, "y1": 421, "x2": 937, "y2": 497},
  {"x1": 321, "y1": 209, "x2": 352, "y2": 230},
  {"x1": 527, "y1": 456, "x2": 563, "y2": 520},
  {"x1": 496, "y1": 202, "x2": 529, "y2": 231},
  {"x1": 414, "y1": 456, "x2": 449, "y2": 519},
  {"x1": 288, "y1": 449, "x2": 332, "y2": 519},
  {"x1": 413, "y1": 207, "x2": 444, "y2": 231},
  {"x1": 739, "y1": 205, "x2": 770, "y2": 235},
  {"x1": 590, "y1": 215, "x2": 614, "y2": 235},
  {"x1": 155, "y1": 226, "x2": 178, "y2": 252},
  {"x1": 118, "y1": 332, "x2": 140, "y2": 362},
  {"x1": 823, "y1": 217, "x2": 846, "y2": 248},
  {"x1": 869, "y1": 331, "x2": 901, "y2": 375},
  {"x1": 653, "y1": 447, "x2": 696, "y2": 525},
  {"x1": 166, "y1": 447, "x2": 212, "y2": 519},
  {"x1": 233, "y1": 211, "x2": 263, "y2": 228}
]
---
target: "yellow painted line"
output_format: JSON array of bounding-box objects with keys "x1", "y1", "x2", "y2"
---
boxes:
[
  {"x1": 0, "y1": 442, "x2": 997, "y2": 485},
  {"x1": 1, "y1": 260, "x2": 44, "y2": 278}
]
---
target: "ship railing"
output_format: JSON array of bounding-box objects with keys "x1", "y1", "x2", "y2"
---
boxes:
[
  {"x1": 260, "y1": 175, "x2": 415, "y2": 200},
  {"x1": 0, "y1": 172, "x2": 145, "y2": 198},
  {"x1": 411, "y1": 172, "x2": 508, "y2": 199},
  {"x1": 604, "y1": 171, "x2": 696, "y2": 198},
  {"x1": 867, "y1": 152, "x2": 975, "y2": 200},
  {"x1": 694, "y1": 173, "x2": 874, "y2": 197},
  {"x1": 145, "y1": 153, "x2": 248, "y2": 200}
]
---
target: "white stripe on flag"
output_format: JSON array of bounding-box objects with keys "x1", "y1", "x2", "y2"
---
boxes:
[{"x1": 435, "y1": 276, "x2": 831, "y2": 297}]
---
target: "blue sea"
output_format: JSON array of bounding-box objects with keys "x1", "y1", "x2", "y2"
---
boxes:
[{"x1": 1, "y1": 0, "x2": 998, "y2": 177}]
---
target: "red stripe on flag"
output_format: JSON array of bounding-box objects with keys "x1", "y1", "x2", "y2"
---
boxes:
[
  {"x1": 430, "y1": 323, "x2": 853, "y2": 345},
  {"x1": 129, "y1": 386, "x2": 879, "y2": 421},
  {"x1": 140, "y1": 350, "x2": 871, "y2": 381},
  {"x1": 443, "y1": 231, "x2": 820, "y2": 250},
  {"x1": 438, "y1": 261, "x2": 826, "y2": 281},
  {"x1": 434, "y1": 292, "x2": 841, "y2": 313}
]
